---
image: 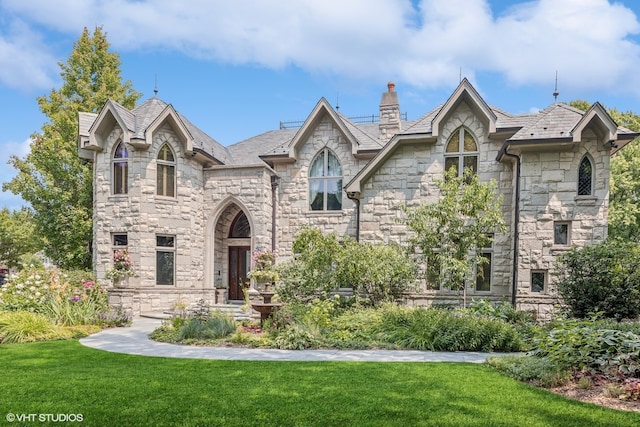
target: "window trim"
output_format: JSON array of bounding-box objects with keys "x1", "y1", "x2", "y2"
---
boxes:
[
  {"x1": 553, "y1": 221, "x2": 571, "y2": 247},
  {"x1": 156, "y1": 234, "x2": 175, "y2": 286},
  {"x1": 157, "y1": 143, "x2": 176, "y2": 198},
  {"x1": 577, "y1": 155, "x2": 594, "y2": 196},
  {"x1": 531, "y1": 270, "x2": 547, "y2": 293},
  {"x1": 444, "y1": 127, "x2": 479, "y2": 178},
  {"x1": 309, "y1": 148, "x2": 343, "y2": 211},
  {"x1": 112, "y1": 141, "x2": 129, "y2": 195}
]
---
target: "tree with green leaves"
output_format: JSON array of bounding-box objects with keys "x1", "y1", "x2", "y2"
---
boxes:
[
  {"x1": 570, "y1": 100, "x2": 640, "y2": 241},
  {"x1": 3, "y1": 27, "x2": 141, "y2": 269},
  {"x1": 403, "y1": 168, "x2": 506, "y2": 307},
  {"x1": 0, "y1": 208, "x2": 42, "y2": 269}
]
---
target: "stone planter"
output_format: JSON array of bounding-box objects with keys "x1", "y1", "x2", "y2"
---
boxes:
[
  {"x1": 215, "y1": 288, "x2": 228, "y2": 304},
  {"x1": 113, "y1": 277, "x2": 129, "y2": 288}
]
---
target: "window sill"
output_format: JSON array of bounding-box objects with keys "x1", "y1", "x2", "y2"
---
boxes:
[
  {"x1": 575, "y1": 195, "x2": 597, "y2": 205},
  {"x1": 304, "y1": 210, "x2": 345, "y2": 217},
  {"x1": 108, "y1": 195, "x2": 129, "y2": 201},
  {"x1": 155, "y1": 196, "x2": 179, "y2": 205},
  {"x1": 551, "y1": 246, "x2": 570, "y2": 253}
]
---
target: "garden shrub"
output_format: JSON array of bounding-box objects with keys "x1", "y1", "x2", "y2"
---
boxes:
[
  {"x1": 555, "y1": 239, "x2": 640, "y2": 321},
  {"x1": 276, "y1": 226, "x2": 415, "y2": 306},
  {"x1": 272, "y1": 324, "x2": 321, "y2": 350},
  {"x1": 0, "y1": 268, "x2": 110, "y2": 326},
  {"x1": 531, "y1": 318, "x2": 640, "y2": 378},
  {"x1": 485, "y1": 355, "x2": 571, "y2": 388},
  {"x1": 376, "y1": 305, "x2": 525, "y2": 352},
  {"x1": 0, "y1": 311, "x2": 70, "y2": 343},
  {"x1": 177, "y1": 311, "x2": 236, "y2": 341}
]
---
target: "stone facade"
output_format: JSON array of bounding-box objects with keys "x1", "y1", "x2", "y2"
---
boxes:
[{"x1": 78, "y1": 80, "x2": 635, "y2": 316}]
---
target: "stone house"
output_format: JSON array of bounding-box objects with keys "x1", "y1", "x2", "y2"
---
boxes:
[{"x1": 78, "y1": 79, "x2": 637, "y2": 317}]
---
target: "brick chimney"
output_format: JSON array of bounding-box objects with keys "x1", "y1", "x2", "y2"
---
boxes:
[{"x1": 379, "y1": 82, "x2": 401, "y2": 143}]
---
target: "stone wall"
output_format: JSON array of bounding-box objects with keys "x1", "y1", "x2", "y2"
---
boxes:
[
  {"x1": 274, "y1": 115, "x2": 364, "y2": 258},
  {"x1": 94, "y1": 124, "x2": 207, "y2": 314},
  {"x1": 359, "y1": 101, "x2": 514, "y2": 298}
]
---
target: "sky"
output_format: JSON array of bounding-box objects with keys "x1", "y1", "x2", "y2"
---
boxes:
[{"x1": 2, "y1": 0, "x2": 640, "y2": 210}]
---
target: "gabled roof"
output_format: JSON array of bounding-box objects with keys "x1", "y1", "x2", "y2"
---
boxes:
[
  {"x1": 286, "y1": 98, "x2": 361, "y2": 160},
  {"x1": 83, "y1": 97, "x2": 231, "y2": 166},
  {"x1": 431, "y1": 78, "x2": 497, "y2": 137}
]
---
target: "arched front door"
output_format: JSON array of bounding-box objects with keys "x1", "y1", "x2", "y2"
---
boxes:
[{"x1": 228, "y1": 211, "x2": 251, "y2": 301}]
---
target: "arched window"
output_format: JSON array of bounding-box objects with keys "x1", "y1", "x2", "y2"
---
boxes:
[
  {"x1": 112, "y1": 141, "x2": 128, "y2": 195},
  {"x1": 444, "y1": 128, "x2": 478, "y2": 177},
  {"x1": 309, "y1": 148, "x2": 342, "y2": 211},
  {"x1": 578, "y1": 155, "x2": 593, "y2": 196},
  {"x1": 157, "y1": 144, "x2": 175, "y2": 197},
  {"x1": 229, "y1": 212, "x2": 251, "y2": 238}
]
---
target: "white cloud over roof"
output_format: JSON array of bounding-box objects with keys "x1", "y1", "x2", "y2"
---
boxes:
[{"x1": 1, "y1": 0, "x2": 639, "y2": 93}]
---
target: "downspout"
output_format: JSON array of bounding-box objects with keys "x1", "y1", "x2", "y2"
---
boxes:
[
  {"x1": 271, "y1": 175, "x2": 279, "y2": 252},
  {"x1": 347, "y1": 192, "x2": 361, "y2": 242},
  {"x1": 502, "y1": 148, "x2": 521, "y2": 308}
]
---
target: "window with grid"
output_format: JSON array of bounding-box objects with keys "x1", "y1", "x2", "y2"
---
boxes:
[
  {"x1": 156, "y1": 235, "x2": 175, "y2": 286},
  {"x1": 157, "y1": 144, "x2": 176, "y2": 197},
  {"x1": 578, "y1": 156, "x2": 593, "y2": 196},
  {"x1": 309, "y1": 148, "x2": 342, "y2": 211},
  {"x1": 112, "y1": 141, "x2": 128, "y2": 195},
  {"x1": 444, "y1": 128, "x2": 478, "y2": 178}
]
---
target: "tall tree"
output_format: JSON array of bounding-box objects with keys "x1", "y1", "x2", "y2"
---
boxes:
[
  {"x1": 570, "y1": 100, "x2": 640, "y2": 241},
  {"x1": 0, "y1": 208, "x2": 42, "y2": 269},
  {"x1": 403, "y1": 168, "x2": 506, "y2": 307},
  {"x1": 3, "y1": 27, "x2": 141, "y2": 269}
]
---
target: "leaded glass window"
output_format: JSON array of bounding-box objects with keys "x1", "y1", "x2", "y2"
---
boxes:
[
  {"x1": 157, "y1": 144, "x2": 175, "y2": 197},
  {"x1": 578, "y1": 156, "x2": 593, "y2": 196},
  {"x1": 112, "y1": 141, "x2": 128, "y2": 195},
  {"x1": 444, "y1": 128, "x2": 478, "y2": 178}
]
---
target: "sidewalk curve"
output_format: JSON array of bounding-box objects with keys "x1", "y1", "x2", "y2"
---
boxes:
[{"x1": 79, "y1": 317, "x2": 513, "y2": 363}]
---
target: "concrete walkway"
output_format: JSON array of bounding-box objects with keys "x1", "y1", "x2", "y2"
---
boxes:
[{"x1": 79, "y1": 316, "x2": 511, "y2": 363}]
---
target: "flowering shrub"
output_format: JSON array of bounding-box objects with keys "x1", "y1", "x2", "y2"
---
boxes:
[
  {"x1": 248, "y1": 250, "x2": 279, "y2": 283},
  {"x1": 106, "y1": 249, "x2": 134, "y2": 281},
  {"x1": 0, "y1": 268, "x2": 110, "y2": 325}
]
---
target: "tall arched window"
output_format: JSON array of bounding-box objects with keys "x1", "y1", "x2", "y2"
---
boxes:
[
  {"x1": 578, "y1": 155, "x2": 593, "y2": 196},
  {"x1": 444, "y1": 127, "x2": 478, "y2": 177},
  {"x1": 112, "y1": 141, "x2": 128, "y2": 195},
  {"x1": 309, "y1": 148, "x2": 342, "y2": 211},
  {"x1": 157, "y1": 144, "x2": 175, "y2": 197}
]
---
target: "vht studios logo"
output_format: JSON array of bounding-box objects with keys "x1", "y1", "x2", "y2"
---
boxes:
[{"x1": 6, "y1": 413, "x2": 84, "y2": 423}]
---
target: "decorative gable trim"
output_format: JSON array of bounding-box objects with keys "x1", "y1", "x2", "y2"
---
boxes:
[
  {"x1": 143, "y1": 105, "x2": 194, "y2": 154},
  {"x1": 88, "y1": 100, "x2": 133, "y2": 151},
  {"x1": 431, "y1": 78, "x2": 497, "y2": 138},
  {"x1": 571, "y1": 102, "x2": 618, "y2": 145},
  {"x1": 287, "y1": 98, "x2": 360, "y2": 160}
]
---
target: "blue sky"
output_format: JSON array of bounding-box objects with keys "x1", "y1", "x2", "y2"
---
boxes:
[{"x1": 2, "y1": 0, "x2": 640, "y2": 210}]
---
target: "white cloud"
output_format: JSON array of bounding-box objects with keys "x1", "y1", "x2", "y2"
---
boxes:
[
  {"x1": 1, "y1": 0, "x2": 639, "y2": 94},
  {"x1": 0, "y1": 18, "x2": 58, "y2": 91}
]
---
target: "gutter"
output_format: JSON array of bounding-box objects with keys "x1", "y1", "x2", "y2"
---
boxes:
[
  {"x1": 346, "y1": 192, "x2": 361, "y2": 242},
  {"x1": 498, "y1": 145, "x2": 521, "y2": 308}
]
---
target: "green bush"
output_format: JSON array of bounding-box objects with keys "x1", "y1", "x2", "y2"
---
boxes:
[
  {"x1": 276, "y1": 227, "x2": 415, "y2": 306},
  {"x1": 177, "y1": 312, "x2": 236, "y2": 341},
  {"x1": 555, "y1": 239, "x2": 640, "y2": 321},
  {"x1": 486, "y1": 355, "x2": 571, "y2": 388},
  {"x1": 376, "y1": 305, "x2": 525, "y2": 352},
  {"x1": 272, "y1": 325, "x2": 321, "y2": 350},
  {"x1": 531, "y1": 318, "x2": 640, "y2": 378},
  {"x1": 0, "y1": 311, "x2": 70, "y2": 343}
]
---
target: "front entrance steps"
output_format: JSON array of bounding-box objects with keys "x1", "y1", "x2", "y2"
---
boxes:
[{"x1": 141, "y1": 301, "x2": 253, "y2": 323}]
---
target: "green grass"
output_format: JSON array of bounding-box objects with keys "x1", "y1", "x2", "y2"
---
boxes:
[{"x1": 2, "y1": 341, "x2": 640, "y2": 426}]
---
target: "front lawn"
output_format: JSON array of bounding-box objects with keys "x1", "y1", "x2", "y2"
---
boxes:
[{"x1": 2, "y1": 340, "x2": 639, "y2": 426}]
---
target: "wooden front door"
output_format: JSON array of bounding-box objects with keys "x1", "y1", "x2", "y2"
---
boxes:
[{"x1": 228, "y1": 246, "x2": 250, "y2": 300}]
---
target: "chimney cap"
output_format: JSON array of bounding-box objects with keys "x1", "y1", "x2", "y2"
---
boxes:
[{"x1": 387, "y1": 81, "x2": 395, "y2": 92}]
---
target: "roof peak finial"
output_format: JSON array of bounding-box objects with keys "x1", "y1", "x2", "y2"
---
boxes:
[
  {"x1": 553, "y1": 71, "x2": 559, "y2": 102},
  {"x1": 336, "y1": 91, "x2": 340, "y2": 111},
  {"x1": 154, "y1": 74, "x2": 158, "y2": 97}
]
